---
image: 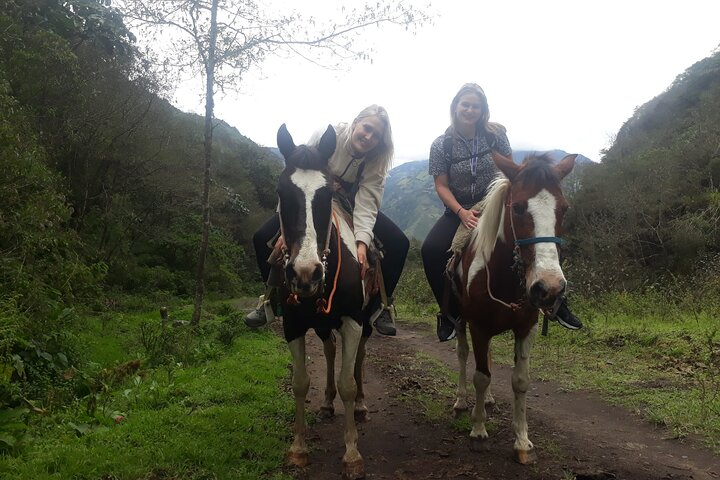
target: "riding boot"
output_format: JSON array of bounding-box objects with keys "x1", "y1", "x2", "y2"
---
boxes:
[
  {"x1": 552, "y1": 296, "x2": 583, "y2": 330},
  {"x1": 370, "y1": 297, "x2": 397, "y2": 337},
  {"x1": 372, "y1": 296, "x2": 397, "y2": 336},
  {"x1": 436, "y1": 312, "x2": 458, "y2": 342},
  {"x1": 244, "y1": 291, "x2": 278, "y2": 328}
]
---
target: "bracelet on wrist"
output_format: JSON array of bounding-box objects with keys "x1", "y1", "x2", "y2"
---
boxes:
[{"x1": 456, "y1": 206, "x2": 463, "y2": 215}]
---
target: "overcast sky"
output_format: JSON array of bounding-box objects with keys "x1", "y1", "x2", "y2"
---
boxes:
[{"x1": 173, "y1": 0, "x2": 720, "y2": 165}]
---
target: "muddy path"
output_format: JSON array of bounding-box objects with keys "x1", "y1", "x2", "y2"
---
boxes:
[{"x1": 282, "y1": 321, "x2": 719, "y2": 480}]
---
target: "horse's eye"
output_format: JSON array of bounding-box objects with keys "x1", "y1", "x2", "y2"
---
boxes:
[{"x1": 512, "y1": 203, "x2": 527, "y2": 216}]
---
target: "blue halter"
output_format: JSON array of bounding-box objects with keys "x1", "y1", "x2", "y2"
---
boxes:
[
  {"x1": 507, "y1": 190, "x2": 565, "y2": 248},
  {"x1": 514, "y1": 236, "x2": 564, "y2": 247}
]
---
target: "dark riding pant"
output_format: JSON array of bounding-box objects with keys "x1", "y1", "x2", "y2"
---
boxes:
[
  {"x1": 421, "y1": 209, "x2": 461, "y2": 312},
  {"x1": 252, "y1": 211, "x2": 409, "y2": 298}
]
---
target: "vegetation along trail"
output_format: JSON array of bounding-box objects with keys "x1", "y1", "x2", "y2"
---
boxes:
[{"x1": 288, "y1": 321, "x2": 719, "y2": 480}]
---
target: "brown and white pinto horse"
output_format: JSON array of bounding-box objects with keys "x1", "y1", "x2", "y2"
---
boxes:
[
  {"x1": 453, "y1": 152, "x2": 576, "y2": 464},
  {"x1": 276, "y1": 124, "x2": 368, "y2": 479}
]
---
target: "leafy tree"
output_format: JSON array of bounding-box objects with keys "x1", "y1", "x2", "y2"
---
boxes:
[{"x1": 116, "y1": 0, "x2": 431, "y2": 323}]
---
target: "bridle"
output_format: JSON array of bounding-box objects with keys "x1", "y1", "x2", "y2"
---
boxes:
[
  {"x1": 281, "y1": 205, "x2": 342, "y2": 315},
  {"x1": 484, "y1": 189, "x2": 564, "y2": 312}
]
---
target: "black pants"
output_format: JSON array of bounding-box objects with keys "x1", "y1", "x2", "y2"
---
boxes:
[
  {"x1": 421, "y1": 209, "x2": 461, "y2": 312},
  {"x1": 252, "y1": 211, "x2": 409, "y2": 298}
]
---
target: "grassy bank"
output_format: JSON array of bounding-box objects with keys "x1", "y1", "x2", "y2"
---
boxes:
[
  {"x1": 394, "y1": 272, "x2": 720, "y2": 453},
  {"x1": 0, "y1": 301, "x2": 294, "y2": 480}
]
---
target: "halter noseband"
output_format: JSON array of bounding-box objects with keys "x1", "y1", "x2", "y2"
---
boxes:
[
  {"x1": 514, "y1": 236, "x2": 564, "y2": 247},
  {"x1": 506, "y1": 191, "x2": 565, "y2": 249}
]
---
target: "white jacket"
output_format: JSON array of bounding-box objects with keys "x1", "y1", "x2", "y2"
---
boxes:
[{"x1": 308, "y1": 123, "x2": 386, "y2": 247}]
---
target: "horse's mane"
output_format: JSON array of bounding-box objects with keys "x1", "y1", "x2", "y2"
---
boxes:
[
  {"x1": 470, "y1": 174, "x2": 510, "y2": 263},
  {"x1": 286, "y1": 144, "x2": 328, "y2": 171}
]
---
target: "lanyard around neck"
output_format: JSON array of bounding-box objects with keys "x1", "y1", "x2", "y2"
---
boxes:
[{"x1": 458, "y1": 134, "x2": 480, "y2": 199}]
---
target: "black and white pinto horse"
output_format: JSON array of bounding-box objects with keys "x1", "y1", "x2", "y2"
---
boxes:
[{"x1": 276, "y1": 124, "x2": 369, "y2": 479}]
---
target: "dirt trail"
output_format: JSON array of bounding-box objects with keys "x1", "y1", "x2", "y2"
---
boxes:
[{"x1": 284, "y1": 321, "x2": 719, "y2": 480}]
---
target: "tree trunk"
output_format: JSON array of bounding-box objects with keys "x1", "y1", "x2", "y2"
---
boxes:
[{"x1": 191, "y1": 0, "x2": 219, "y2": 325}]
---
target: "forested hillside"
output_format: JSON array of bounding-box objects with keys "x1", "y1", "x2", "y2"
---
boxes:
[
  {"x1": 1, "y1": 0, "x2": 279, "y2": 412},
  {"x1": 564, "y1": 50, "x2": 720, "y2": 295}
]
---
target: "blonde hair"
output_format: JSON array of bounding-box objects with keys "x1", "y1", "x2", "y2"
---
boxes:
[{"x1": 341, "y1": 104, "x2": 394, "y2": 176}]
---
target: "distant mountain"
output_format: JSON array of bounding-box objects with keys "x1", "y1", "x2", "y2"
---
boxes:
[
  {"x1": 382, "y1": 161, "x2": 444, "y2": 241},
  {"x1": 381, "y1": 150, "x2": 592, "y2": 241}
]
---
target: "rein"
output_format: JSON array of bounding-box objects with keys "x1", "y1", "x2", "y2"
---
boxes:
[{"x1": 316, "y1": 211, "x2": 341, "y2": 314}]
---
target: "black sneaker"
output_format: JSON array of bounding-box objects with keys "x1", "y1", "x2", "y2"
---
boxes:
[
  {"x1": 244, "y1": 307, "x2": 267, "y2": 328},
  {"x1": 436, "y1": 313, "x2": 457, "y2": 342},
  {"x1": 373, "y1": 307, "x2": 397, "y2": 336},
  {"x1": 553, "y1": 297, "x2": 582, "y2": 330}
]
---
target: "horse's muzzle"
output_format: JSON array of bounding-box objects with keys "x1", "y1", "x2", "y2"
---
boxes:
[
  {"x1": 528, "y1": 278, "x2": 566, "y2": 309},
  {"x1": 286, "y1": 261, "x2": 324, "y2": 298}
]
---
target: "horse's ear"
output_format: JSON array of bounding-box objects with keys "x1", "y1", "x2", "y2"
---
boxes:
[
  {"x1": 317, "y1": 125, "x2": 336, "y2": 160},
  {"x1": 277, "y1": 123, "x2": 296, "y2": 160},
  {"x1": 554, "y1": 154, "x2": 577, "y2": 180},
  {"x1": 492, "y1": 151, "x2": 520, "y2": 181}
]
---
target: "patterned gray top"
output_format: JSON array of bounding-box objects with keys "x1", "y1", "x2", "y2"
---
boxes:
[{"x1": 428, "y1": 126, "x2": 512, "y2": 208}]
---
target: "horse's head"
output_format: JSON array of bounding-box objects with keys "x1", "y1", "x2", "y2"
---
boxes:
[
  {"x1": 276, "y1": 123, "x2": 337, "y2": 298},
  {"x1": 492, "y1": 152, "x2": 576, "y2": 310}
]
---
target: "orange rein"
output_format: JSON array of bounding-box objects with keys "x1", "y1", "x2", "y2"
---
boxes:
[{"x1": 316, "y1": 210, "x2": 341, "y2": 314}]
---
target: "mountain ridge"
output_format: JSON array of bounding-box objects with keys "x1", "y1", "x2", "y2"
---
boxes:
[{"x1": 381, "y1": 150, "x2": 592, "y2": 241}]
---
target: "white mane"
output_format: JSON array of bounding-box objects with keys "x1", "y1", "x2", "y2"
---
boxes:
[{"x1": 467, "y1": 174, "x2": 510, "y2": 272}]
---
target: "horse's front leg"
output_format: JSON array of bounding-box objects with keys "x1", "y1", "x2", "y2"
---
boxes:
[
  {"x1": 453, "y1": 317, "x2": 470, "y2": 416},
  {"x1": 288, "y1": 336, "x2": 310, "y2": 467},
  {"x1": 354, "y1": 336, "x2": 370, "y2": 422},
  {"x1": 319, "y1": 332, "x2": 337, "y2": 418},
  {"x1": 485, "y1": 348, "x2": 496, "y2": 406},
  {"x1": 511, "y1": 323, "x2": 538, "y2": 464},
  {"x1": 337, "y1": 316, "x2": 364, "y2": 479},
  {"x1": 469, "y1": 334, "x2": 492, "y2": 451},
  {"x1": 456, "y1": 320, "x2": 495, "y2": 416}
]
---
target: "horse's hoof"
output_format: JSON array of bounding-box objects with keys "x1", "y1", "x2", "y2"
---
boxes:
[
  {"x1": 470, "y1": 436, "x2": 490, "y2": 452},
  {"x1": 288, "y1": 451, "x2": 309, "y2": 468},
  {"x1": 354, "y1": 407, "x2": 370, "y2": 422},
  {"x1": 318, "y1": 405, "x2": 335, "y2": 419},
  {"x1": 342, "y1": 458, "x2": 365, "y2": 479},
  {"x1": 453, "y1": 406, "x2": 469, "y2": 418},
  {"x1": 513, "y1": 447, "x2": 537, "y2": 465}
]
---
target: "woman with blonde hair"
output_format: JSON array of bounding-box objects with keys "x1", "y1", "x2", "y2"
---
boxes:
[
  {"x1": 422, "y1": 83, "x2": 582, "y2": 341},
  {"x1": 245, "y1": 105, "x2": 409, "y2": 336}
]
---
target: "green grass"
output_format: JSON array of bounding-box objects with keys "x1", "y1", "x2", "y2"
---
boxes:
[{"x1": 1, "y1": 301, "x2": 294, "y2": 480}]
